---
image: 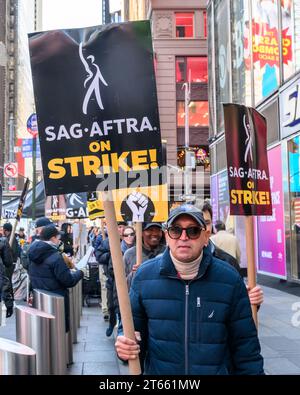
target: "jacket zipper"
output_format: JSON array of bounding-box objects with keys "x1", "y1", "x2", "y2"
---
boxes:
[
  {"x1": 196, "y1": 297, "x2": 201, "y2": 342},
  {"x1": 185, "y1": 283, "x2": 189, "y2": 375},
  {"x1": 166, "y1": 274, "x2": 205, "y2": 375}
]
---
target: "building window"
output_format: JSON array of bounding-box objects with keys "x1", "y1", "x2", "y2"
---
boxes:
[
  {"x1": 176, "y1": 57, "x2": 208, "y2": 83},
  {"x1": 177, "y1": 101, "x2": 209, "y2": 127},
  {"x1": 176, "y1": 13, "x2": 194, "y2": 38}
]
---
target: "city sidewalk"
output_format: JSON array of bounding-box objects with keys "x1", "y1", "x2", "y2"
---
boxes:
[{"x1": 1, "y1": 284, "x2": 300, "y2": 375}]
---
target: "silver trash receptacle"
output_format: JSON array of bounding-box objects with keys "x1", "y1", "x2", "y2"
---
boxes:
[
  {"x1": 16, "y1": 305, "x2": 54, "y2": 375},
  {"x1": 33, "y1": 289, "x2": 67, "y2": 375},
  {"x1": 79, "y1": 280, "x2": 83, "y2": 317},
  {"x1": 65, "y1": 330, "x2": 73, "y2": 365},
  {"x1": 74, "y1": 282, "x2": 81, "y2": 329},
  {"x1": 69, "y1": 287, "x2": 77, "y2": 344},
  {"x1": 0, "y1": 337, "x2": 36, "y2": 375}
]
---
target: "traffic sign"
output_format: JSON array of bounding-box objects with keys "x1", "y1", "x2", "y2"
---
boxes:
[
  {"x1": 22, "y1": 138, "x2": 41, "y2": 158},
  {"x1": 26, "y1": 113, "x2": 38, "y2": 137},
  {"x1": 4, "y1": 162, "x2": 18, "y2": 178}
]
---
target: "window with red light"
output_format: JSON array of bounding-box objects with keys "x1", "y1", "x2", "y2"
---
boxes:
[
  {"x1": 177, "y1": 101, "x2": 209, "y2": 127},
  {"x1": 176, "y1": 13, "x2": 194, "y2": 38},
  {"x1": 176, "y1": 57, "x2": 208, "y2": 83}
]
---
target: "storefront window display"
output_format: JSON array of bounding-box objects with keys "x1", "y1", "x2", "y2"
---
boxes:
[
  {"x1": 257, "y1": 145, "x2": 286, "y2": 278},
  {"x1": 214, "y1": 0, "x2": 231, "y2": 133},
  {"x1": 288, "y1": 135, "x2": 300, "y2": 279},
  {"x1": 231, "y1": 0, "x2": 252, "y2": 106},
  {"x1": 282, "y1": 0, "x2": 300, "y2": 81},
  {"x1": 252, "y1": 0, "x2": 280, "y2": 103}
]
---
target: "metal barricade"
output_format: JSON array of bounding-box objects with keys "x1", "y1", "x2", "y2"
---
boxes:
[
  {"x1": 16, "y1": 305, "x2": 54, "y2": 375},
  {"x1": 33, "y1": 289, "x2": 67, "y2": 375},
  {"x1": 0, "y1": 337, "x2": 36, "y2": 375}
]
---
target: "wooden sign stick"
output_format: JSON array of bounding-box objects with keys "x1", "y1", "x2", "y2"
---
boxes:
[
  {"x1": 245, "y1": 216, "x2": 258, "y2": 328},
  {"x1": 102, "y1": 192, "x2": 141, "y2": 375}
]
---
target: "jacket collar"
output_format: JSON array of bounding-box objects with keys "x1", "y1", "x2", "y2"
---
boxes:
[{"x1": 159, "y1": 245, "x2": 212, "y2": 279}]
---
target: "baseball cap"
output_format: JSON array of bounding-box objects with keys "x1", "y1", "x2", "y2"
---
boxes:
[
  {"x1": 166, "y1": 204, "x2": 207, "y2": 229},
  {"x1": 35, "y1": 217, "x2": 53, "y2": 228},
  {"x1": 40, "y1": 225, "x2": 62, "y2": 241},
  {"x1": 142, "y1": 222, "x2": 163, "y2": 231},
  {"x1": 3, "y1": 223, "x2": 13, "y2": 232}
]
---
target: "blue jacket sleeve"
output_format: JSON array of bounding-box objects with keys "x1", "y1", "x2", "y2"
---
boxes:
[
  {"x1": 228, "y1": 277, "x2": 264, "y2": 375},
  {"x1": 53, "y1": 255, "x2": 83, "y2": 288},
  {"x1": 95, "y1": 239, "x2": 110, "y2": 266}
]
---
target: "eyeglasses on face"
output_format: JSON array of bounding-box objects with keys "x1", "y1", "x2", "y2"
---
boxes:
[
  {"x1": 167, "y1": 225, "x2": 204, "y2": 240},
  {"x1": 123, "y1": 233, "x2": 135, "y2": 238}
]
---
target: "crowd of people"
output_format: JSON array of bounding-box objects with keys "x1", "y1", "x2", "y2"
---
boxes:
[
  {"x1": 0, "y1": 200, "x2": 264, "y2": 374},
  {"x1": 0, "y1": 219, "x2": 83, "y2": 329}
]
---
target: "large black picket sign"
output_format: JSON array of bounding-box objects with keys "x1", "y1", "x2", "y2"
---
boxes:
[{"x1": 29, "y1": 21, "x2": 163, "y2": 196}]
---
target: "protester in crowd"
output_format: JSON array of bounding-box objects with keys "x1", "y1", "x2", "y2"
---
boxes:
[
  {"x1": 211, "y1": 220, "x2": 241, "y2": 262},
  {"x1": 0, "y1": 234, "x2": 14, "y2": 317},
  {"x1": 124, "y1": 223, "x2": 166, "y2": 290},
  {"x1": 31, "y1": 217, "x2": 53, "y2": 242},
  {"x1": 121, "y1": 226, "x2": 136, "y2": 253},
  {"x1": 201, "y1": 202, "x2": 263, "y2": 306},
  {"x1": 3, "y1": 223, "x2": 20, "y2": 264},
  {"x1": 60, "y1": 223, "x2": 74, "y2": 256},
  {"x1": 115, "y1": 204, "x2": 264, "y2": 375},
  {"x1": 28, "y1": 224, "x2": 84, "y2": 332},
  {"x1": 2, "y1": 223, "x2": 20, "y2": 316},
  {"x1": 18, "y1": 227, "x2": 26, "y2": 240},
  {"x1": 95, "y1": 221, "x2": 127, "y2": 336}
]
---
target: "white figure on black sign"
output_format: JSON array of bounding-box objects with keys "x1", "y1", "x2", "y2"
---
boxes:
[
  {"x1": 79, "y1": 42, "x2": 108, "y2": 114},
  {"x1": 243, "y1": 114, "x2": 253, "y2": 164}
]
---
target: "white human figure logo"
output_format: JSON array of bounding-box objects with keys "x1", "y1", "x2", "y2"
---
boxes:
[
  {"x1": 79, "y1": 42, "x2": 108, "y2": 114},
  {"x1": 67, "y1": 193, "x2": 84, "y2": 207},
  {"x1": 126, "y1": 192, "x2": 149, "y2": 222},
  {"x1": 243, "y1": 114, "x2": 253, "y2": 163},
  {"x1": 52, "y1": 196, "x2": 58, "y2": 210}
]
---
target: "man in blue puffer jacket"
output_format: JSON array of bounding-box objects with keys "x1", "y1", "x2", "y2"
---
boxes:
[
  {"x1": 116, "y1": 204, "x2": 264, "y2": 375},
  {"x1": 28, "y1": 225, "x2": 84, "y2": 332}
]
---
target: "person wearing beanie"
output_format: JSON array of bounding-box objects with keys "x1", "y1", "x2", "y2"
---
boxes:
[
  {"x1": 115, "y1": 204, "x2": 264, "y2": 375},
  {"x1": 31, "y1": 217, "x2": 53, "y2": 242},
  {"x1": 28, "y1": 225, "x2": 84, "y2": 332}
]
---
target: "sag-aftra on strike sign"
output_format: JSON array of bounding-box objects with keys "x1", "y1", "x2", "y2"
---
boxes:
[{"x1": 29, "y1": 21, "x2": 164, "y2": 197}]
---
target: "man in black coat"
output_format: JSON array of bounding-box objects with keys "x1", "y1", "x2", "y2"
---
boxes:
[
  {"x1": 28, "y1": 225, "x2": 84, "y2": 332},
  {"x1": 0, "y1": 236, "x2": 14, "y2": 317}
]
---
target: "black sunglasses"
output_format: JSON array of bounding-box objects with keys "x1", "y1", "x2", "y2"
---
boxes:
[
  {"x1": 123, "y1": 232, "x2": 135, "y2": 238},
  {"x1": 167, "y1": 225, "x2": 204, "y2": 240}
]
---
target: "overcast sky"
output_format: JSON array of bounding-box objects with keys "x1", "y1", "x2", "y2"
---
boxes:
[{"x1": 42, "y1": 0, "x2": 102, "y2": 30}]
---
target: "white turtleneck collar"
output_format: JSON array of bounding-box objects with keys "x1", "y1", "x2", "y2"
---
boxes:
[{"x1": 170, "y1": 250, "x2": 203, "y2": 280}]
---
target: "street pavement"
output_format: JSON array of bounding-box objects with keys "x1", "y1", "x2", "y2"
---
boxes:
[{"x1": 1, "y1": 284, "x2": 300, "y2": 375}]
